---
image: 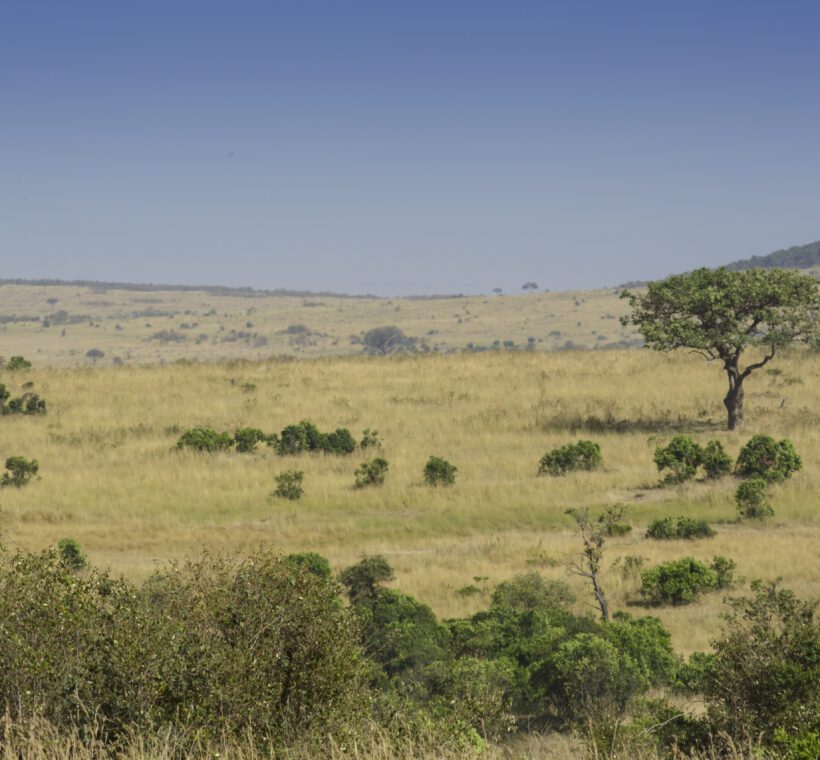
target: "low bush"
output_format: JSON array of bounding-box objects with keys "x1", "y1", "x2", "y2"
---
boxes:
[
  {"x1": 233, "y1": 427, "x2": 267, "y2": 453},
  {"x1": 322, "y1": 427, "x2": 357, "y2": 455},
  {"x1": 646, "y1": 516, "x2": 715, "y2": 540},
  {"x1": 639, "y1": 557, "x2": 719, "y2": 605},
  {"x1": 0, "y1": 385, "x2": 47, "y2": 415},
  {"x1": 538, "y1": 440, "x2": 602, "y2": 476},
  {"x1": 273, "y1": 469, "x2": 304, "y2": 500},
  {"x1": 735, "y1": 477, "x2": 773, "y2": 519},
  {"x1": 175, "y1": 427, "x2": 233, "y2": 452},
  {"x1": 701, "y1": 440, "x2": 733, "y2": 479},
  {"x1": 653, "y1": 435, "x2": 702, "y2": 484},
  {"x1": 354, "y1": 457, "x2": 389, "y2": 487},
  {"x1": 1, "y1": 456, "x2": 39, "y2": 488},
  {"x1": 424, "y1": 456, "x2": 457, "y2": 486},
  {"x1": 735, "y1": 434, "x2": 801, "y2": 482},
  {"x1": 6, "y1": 355, "x2": 32, "y2": 371},
  {"x1": 56, "y1": 538, "x2": 87, "y2": 572},
  {"x1": 275, "y1": 421, "x2": 357, "y2": 456},
  {"x1": 360, "y1": 428, "x2": 381, "y2": 449}
]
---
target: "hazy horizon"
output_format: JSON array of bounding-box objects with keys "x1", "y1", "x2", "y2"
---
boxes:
[{"x1": 4, "y1": 1, "x2": 820, "y2": 296}]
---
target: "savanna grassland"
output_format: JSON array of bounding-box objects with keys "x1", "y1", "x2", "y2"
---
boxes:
[
  {"x1": 0, "y1": 281, "x2": 638, "y2": 365},
  {"x1": 2, "y1": 344, "x2": 818, "y2": 659}
]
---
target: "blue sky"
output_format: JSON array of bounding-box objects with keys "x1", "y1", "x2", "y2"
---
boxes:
[{"x1": 3, "y1": 1, "x2": 820, "y2": 295}]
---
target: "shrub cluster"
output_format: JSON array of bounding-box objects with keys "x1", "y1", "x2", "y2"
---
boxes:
[
  {"x1": 423, "y1": 456, "x2": 457, "y2": 486},
  {"x1": 653, "y1": 436, "x2": 731, "y2": 484},
  {"x1": 0, "y1": 384, "x2": 47, "y2": 415},
  {"x1": 354, "y1": 457, "x2": 390, "y2": 488},
  {"x1": 274, "y1": 420, "x2": 357, "y2": 456},
  {"x1": 1, "y1": 456, "x2": 39, "y2": 487},
  {"x1": 538, "y1": 440, "x2": 602, "y2": 476},
  {"x1": 639, "y1": 556, "x2": 735, "y2": 606},
  {"x1": 645, "y1": 516, "x2": 715, "y2": 540},
  {"x1": 273, "y1": 469, "x2": 304, "y2": 500},
  {"x1": 733, "y1": 435, "x2": 801, "y2": 519}
]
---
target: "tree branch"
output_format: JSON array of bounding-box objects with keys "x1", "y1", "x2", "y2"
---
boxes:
[{"x1": 740, "y1": 345, "x2": 776, "y2": 380}]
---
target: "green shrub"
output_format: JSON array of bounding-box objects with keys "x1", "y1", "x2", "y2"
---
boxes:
[
  {"x1": 423, "y1": 455, "x2": 457, "y2": 486},
  {"x1": 4, "y1": 392, "x2": 47, "y2": 415},
  {"x1": 1, "y1": 456, "x2": 39, "y2": 487},
  {"x1": 56, "y1": 538, "x2": 87, "y2": 572},
  {"x1": 354, "y1": 457, "x2": 389, "y2": 487},
  {"x1": 360, "y1": 428, "x2": 381, "y2": 449},
  {"x1": 273, "y1": 469, "x2": 304, "y2": 500},
  {"x1": 603, "y1": 613, "x2": 679, "y2": 687},
  {"x1": 735, "y1": 476, "x2": 773, "y2": 518},
  {"x1": 339, "y1": 555, "x2": 395, "y2": 607},
  {"x1": 735, "y1": 434, "x2": 801, "y2": 482},
  {"x1": 605, "y1": 521, "x2": 632, "y2": 536},
  {"x1": 538, "y1": 440, "x2": 602, "y2": 476},
  {"x1": 285, "y1": 552, "x2": 332, "y2": 580},
  {"x1": 701, "y1": 440, "x2": 733, "y2": 479},
  {"x1": 6, "y1": 355, "x2": 32, "y2": 371},
  {"x1": 653, "y1": 435, "x2": 702, "y2": 484},
  {"x1": 175, "y1": 427, "x2": 233, "y2": 452},
  {"x1": 711, "y1": 555, "x2": 736, "y2": 589},
  {"x1": 706, "y1": 581, "x2": 820, "y2": 745},
  {"x1": 646, "y1": 516, "x2": 715, "y2": 540},
  {"x1": 490, "y1": 572, "x2": 576, "y2": 612},
  {"x1": 322, "y1": 427, "x2": 357, "y2": 455},
  {"x1": 673, "y1": 651, "x2": 717, "y2": 694},
  {"x1": 233, "y1": 427, "x2": 267, "y2": 453},
  {"x1": 639, "y1": 557, "x2": 718, "y2": 605}
]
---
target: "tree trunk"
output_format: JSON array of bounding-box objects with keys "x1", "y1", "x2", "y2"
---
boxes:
[
  {"x1": 724, "y1": 367, "x2": 745, "y2": 431},
  {"x1": 591, "y1": 575, "x2": 609, "y2": 622}
]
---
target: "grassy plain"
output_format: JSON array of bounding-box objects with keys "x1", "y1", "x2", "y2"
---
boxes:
[
  {"x1": 0, "y1": 282, "x2": 637, "y2": 365},
  {"x1": 1, "y1": 344, "x2": 818, "y2": 658}
]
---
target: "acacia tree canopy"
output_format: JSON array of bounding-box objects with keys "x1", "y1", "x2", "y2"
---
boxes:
[{"x1": 621, "y1": 267, "x2": 820, "y2": 430}]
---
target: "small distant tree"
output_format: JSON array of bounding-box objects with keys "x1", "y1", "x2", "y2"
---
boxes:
[
  {"x1": 522, "y1": 282, "x2": 539, "y2": 291},
  {"x1": 57, "y1": 538, "x2": 87, "y2": 572},
  {"x1": 85, "y1": 348, "x2": 105, "y2": 364},
  {"x1": 362, "y1": 326, "x2": 412, "y2": 355},
  {"x1": 339, "y1": 555, "x2": 395, "y2": 607},
  {"x1": 354, "y1": 457, "x2": 389, "y2": 488},
  {"x1": 622, "y1": 268, "x2": 820, "y2": 430},
  {"x1": 565, "y1": 503, "x2": 626, "y2": 621},
  {"x1": 492, "y1": 287, "x2": 502, "y2": 295}
]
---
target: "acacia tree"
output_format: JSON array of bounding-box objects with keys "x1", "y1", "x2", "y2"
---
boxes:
[{"x1": 621, "y1": 268, "x2": 819, "y2": 430}]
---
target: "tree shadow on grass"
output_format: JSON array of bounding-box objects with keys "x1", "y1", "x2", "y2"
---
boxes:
[{"x1": 538, "y1": 412, "x2": 725, "y2": 435}]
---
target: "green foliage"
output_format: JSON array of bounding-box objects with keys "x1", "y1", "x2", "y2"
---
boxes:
[
  {"x1": 735, "y1": 476, "x2": 773, "y2": 519},
  {"x1": 673, "y1": 651, "x2": 717, "y2": 694},
  {"x1": 639, "y1": 557, "x2": 719, "y2": 606},
  {"x1": 6, "y1": 355, "x2": 32, "y2": 370},
  {"x1": 711, "y1": 555, "x2": 736, "y2": 589},
  {"x1": 56, "y1": 538, "x2": 87, "y2": 572},
  {"x1": 445, "y1": 657, "x2": 517, "y2": 742},
  {"x1": 232, "y1": 427, "x2": 267, "y2": 453},
  {"x1": 538, "y1": 440, "x2": 602, "y2": 476},
  {"x1": 772, "y1": 727, "x2": 820, "y2": 760},
  {"x1": 0, "y1": 384, "x2": 8, "y2": 405},
  {"x1": 653, "y1": 435, "x2": 702, "y2": 484},
  {"x1": 273, "y1": 469, "x2": 304, "y2": 500},
  {"x1": 2, "y1": 391, "x2": 47, "y2": 415},
  {"x1": 423, "y1": 455, "x2": 457, "y2": 486},
  {"x1": 701, "y1": 440, "x2": 733, "y2": 479},
  {"x1": 339, "y1": 555, "x2": 395, "y2": 607},
  {"x1": 605, "y1": 521, "x2": 632, "y2": 536},
  {"x1": 1, "y1": 456, "x2": 39, "y2": 488},
  {"x1": 354, "y1": 457, "x2": 390, "y2": 487},
  {"x1": 275, "y1": 420, "x2": 357, "y2": 456},
  {"x1": 491, "y1": 572, "x2": 576, "y2": 612},
  {"x1": 360, "y1": 428, "x2": 381, "y2": 449},
  {"x1": 285, "y1": 552, "x2": 332, "y2": 580},
  {"x1": 0, "y1": 547, "x2": 370, "y2": 747},
  {"x1": 735, "y1": 434, "x2": 802, "y2": 482},
  {"x1": 175, "y1": 427, "x2": 233, "y2": 452},
  {"x1": 603, "y1": 613, "x2": 679, "y2": 687},
  {"x1": 705, "y1": 581, "x2": 820, "y2": 745},
  {"x1": 646, "y1": 516, "x2": 715, "y2": 540}
]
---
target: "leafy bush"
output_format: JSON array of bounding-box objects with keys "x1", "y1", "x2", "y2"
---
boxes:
[
  {"x1": 285, "y1": 552, "x2": 332, "y2": 580},
  {"x1": 653, "y1": 435, "x2": 702, "y2": 484},
  {"x1": 701, "y1": 440, "x2": 733, "y2": 479},
  {"x1": 673, "y1": 651, "x2": 717, "y2": 694},
  {"x1": 711, "y1": 555, "x2": 736, "y2": 589},
  {"x1": 233, "y1": 427, "x2": 267, "y2": 453},
  {"x1": 56, "y1": 538, "x2": 87, "y2": 572},
  {"x1": 1, "y1": 389, "x2": 47, "y2": 415},
  {"x1": 354, "y1": 457, "x2": 390, "y2": 487},
  {"x1": 735, "y1": 476, "x2": 773, "y2": 518},
  {"x1": 705, "y1": 581, "x2": 820, "y2": 745},
  {"x1": 538, "y1": 440, "x2": 602, "y2": 476},
  {"x1": 639, "y1": 557, "x2": 719, "y2": 605},
  {"x1": 646, "y1": 516, "x2": 715, "y2": 540},
  {"x1": 339, "y1": 555, "x2": 395, "y2": 607},
  {"x1": 275, "y1": 421, "x2": 357, "y2": 456},
  {"x1": 360, "y1": 428, "x2": 381, "y2": 449},
  {"x1": 6, "y1": 355, "x2": 32, "y2": 371},
  {"x1": 175, "y1": 427, "x2": 233, "y2": 452},
  {"x1": 735, "y1": 434, "x2": 802, "y2": 482},
  {"x1": 423, "y1": 456, "x2": 457, "y2": 486},
  {"x1": 605, "y1": 521, "x2": 632, "y2": 536},
  {"x1": 1, "y1": 456, "x2": 39, "y2": 488},
  {"x1": 273, "y1": 469, "x2": 304, "y2": 500},
  {"x1": 322, "y1": 427, "x2": 357, "y2": 455}
]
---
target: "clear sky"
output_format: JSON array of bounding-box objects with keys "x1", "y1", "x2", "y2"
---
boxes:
[{"x1": 3, "y1": 1, "x2": 820, "y2": 295}]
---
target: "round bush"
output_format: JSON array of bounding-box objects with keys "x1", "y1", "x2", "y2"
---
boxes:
[
  {"x1": 639, "y1": 557, "x2": 718, "y2": 605},
  {"x1": 424, "y1": 456, "x2": 457, "y2": 486},
  {"x1": 653, "y1": 436, "x2": 702, "y2": 484},
  {"x1": 538, "y1": 440, "x2": 602, "y2": 476},
  {"x1": 354, "y1": 457, "x2": 389, "y2": 488},
  {"x1": 735, "y1": 477, "x2": 773, "y2": 519},
  {"x1": 701, "y1": 440, "x2": 733, "y2": 479},
  {"x1": 273, "y1": 469, "x2": 304, "y2": 500},
  {"x1": 735, "y1": 434, "x2": 801, "y2": 482}
]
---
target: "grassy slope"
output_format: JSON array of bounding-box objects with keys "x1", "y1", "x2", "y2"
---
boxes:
[
  {"x1": 0, "y1": 348, "x2": 817, "y2": 656},
  {"x1": 0, "y1": 283, "x2": 636, "y2": 365}
]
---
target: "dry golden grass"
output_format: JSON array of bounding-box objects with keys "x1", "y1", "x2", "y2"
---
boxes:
[
  {"x1": 0, "y1": 282, "x2": 636, "y2": 365},
  {"x1": 1, "y1": 347, "x2": 818, "y2": 658}
]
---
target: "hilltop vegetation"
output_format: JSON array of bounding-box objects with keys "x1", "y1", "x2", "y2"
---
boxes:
[{"x1": 726, "y1": 239, "x2": 820, "y2": 271}]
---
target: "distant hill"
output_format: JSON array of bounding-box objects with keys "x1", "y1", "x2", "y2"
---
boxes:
[{"x1": 725, "y1": 240, "x2": 820, "y2": 271}]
